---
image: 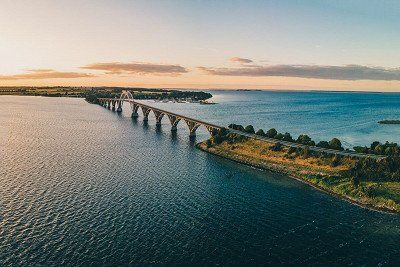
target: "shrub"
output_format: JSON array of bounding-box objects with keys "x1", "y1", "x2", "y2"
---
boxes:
[
  {"x1": 269, "y1": 142, "x2": 283, "y2": 151},
  {"x1": 330, "y1": 155, "x2": 342, "y2": 167},
  {"x1": 244, "y1": 125, "x2": 255, "y2": 134},
  {"x1": 300, "y1": 146, "x2": 311, "y2": 158},
  {"x1": 266, "y1": 128, "x2": 278, "y2": 138},
  {"x1": 219, "y1": 127, "x2": 229, "y2": 136},
  {"x1": 353, "y1": 146, "x2": 369, "y2": 154},
  {"x1": 255, "y1": 129, "x2": 265, "y2": 136},
  {"x1": 275, "y1": 133, "x2": 284, "y2": 140},
  {"x1": 205, "y1": 139, "x2": 212, "y2": 148},
  {"x1": 329, "y1": 138, "x2": 343, "y2": 151},
  {"x1": 297, "y1": 134, "x2": 315, "y2": 146},
  {"x1": 226, "y1": 133, "x2": 247, "y2": 143},
  {"x1": 351, "y1": 175, "x2": 360, "y2": 188},
  {"x1": 212, "y1": 134, "x2": 224, "y2": 145},
  {"x1": 317, "y1": 141, "x2": 330, "y2": 149},
  {"x1": 287, "y1": 147, "x2": 297, "y2": 154},
  {"x1": 370, "y1": 141, "x2": 380, "y2": 150},
  {"x1": 228, "y1": 124, "x2": 245, "y2": 131},
  {"x1": 282, "y1": 132, "x2": 294, "y2": 142}
]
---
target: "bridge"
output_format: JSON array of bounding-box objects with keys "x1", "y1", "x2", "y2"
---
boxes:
[
  {"x1": 98, "y1": 90, "x2": 222, "y2": 137},
  {"x1": 97, "y1": 91, "x2": 386, "y2": 160}
]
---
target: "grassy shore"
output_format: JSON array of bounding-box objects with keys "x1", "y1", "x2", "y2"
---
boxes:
[{"x1": 197, "y1": 138, "x2": 400, "y2": 213}]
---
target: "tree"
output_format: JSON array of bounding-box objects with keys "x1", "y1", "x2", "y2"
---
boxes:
[
  {"x1": 228, "y1": 124, "x2": 244, "y2": 131},
  {"x1": 374, "y1": 144, "x2": 384, "y2": 155},
  {"x1": 282, "y1": 132, "x2": 294, "y2": 142},
  {"x1": 370, "y1": 141, "x2": 380, "y2": 150},
  {"x1": 212, "y1": 134, "x2": 223, "y2": 145},
  {"x1": 351, "y1": 175, "x2": 360, "y2": 188},
  {"x1": 219, "y1": 127, "x2": 229, "y2": 136},
  {"x1": 266, "y1": 128, "x2": 278, "y2": 138},
  {"x1": 317, "y1": 141, "x2": 330, "y2": 149},
  {"x1": 297, "y1": 134, "x2": 315, "y2": 146},
  {"x1": 275, "y1": 133, "x2": 284, "y2": 140},
  {"x1": 256, "y1": 129, "x2": 265, "y2": 136},
  {"x1": 353, "y1": 146, "x2": 369, "y2": 154},
  {"x1": 205, "y1": 139, "x2": 212, "y2": 148},
  {"x1": 244, "y1": 125, "x2": 255, "y2": 134},
  {"x1": 329, "y1": 138, "x2": 343, "y2": 150}
]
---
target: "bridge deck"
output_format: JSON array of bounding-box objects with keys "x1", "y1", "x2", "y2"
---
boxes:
[{"x1": 99, "y1": 98, "x2": 386, "y2": 160}]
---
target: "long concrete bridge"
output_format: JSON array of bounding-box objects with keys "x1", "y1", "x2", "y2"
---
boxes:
[
  {"x1": 98, "y1": 90, "x2": 222, "y2": 137},
  {"x1": 97, "y1": 90, "x2": 386, "y2": 160}
]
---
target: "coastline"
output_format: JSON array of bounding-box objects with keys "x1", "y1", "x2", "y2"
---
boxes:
[{"x1": 197, "y1": 141, "x2": 399, "y2": 215}]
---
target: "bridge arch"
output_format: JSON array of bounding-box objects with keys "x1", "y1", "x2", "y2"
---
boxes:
[{"x1": 120, "y1": 90, "x2": 139, "y2": 117}]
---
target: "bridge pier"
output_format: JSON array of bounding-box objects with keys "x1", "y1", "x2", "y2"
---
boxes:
[
  {"x1": 153, "y1": 111, "x2": 165, "y2": 126},
  {"x1": 185, "y1": 120, "x2": 200, "y2": 137},
  {"x1": 141, "y1": 107, "x2": 151, "y2": 122},
  {"x1": 116, "y1": 100, "x2": 122, "y2": 113},
  {"x1": 168, "y1": 115, "x2": 181, "y2": 132},
  {"x1": 131, "y1": 104, "x2": 140, "y2": 118}
]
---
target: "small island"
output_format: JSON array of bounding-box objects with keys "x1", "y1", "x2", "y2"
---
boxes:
[
  {"x1": 378, "y1": 120, "x2": 400, "y2": 125},
  {"x1": 198, "y1": 124, "x2": 400, "y2": 213}
]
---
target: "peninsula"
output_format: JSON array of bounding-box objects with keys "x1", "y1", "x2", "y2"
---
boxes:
[{"x1": 198, "y1": 124, "x2": 400, "y2": 213}]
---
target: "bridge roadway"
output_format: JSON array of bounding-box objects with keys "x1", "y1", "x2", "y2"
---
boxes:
[{"x1": 98, "y1": 94, "x2": 386, "y2": 160}]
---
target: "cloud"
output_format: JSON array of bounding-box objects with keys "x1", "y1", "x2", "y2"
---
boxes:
[
  {"x1": 198, "y1": 64, "x2": 400, "y2": 81},
  {"x1": 82, "y1": 62, "x2": 188, "y2": 76},
  {"x1": 229, "y1": 57, "x2": 253, "y2": 64},
  {"x1": 0, "y1": 69, "x2": 94, "y2": 80}
]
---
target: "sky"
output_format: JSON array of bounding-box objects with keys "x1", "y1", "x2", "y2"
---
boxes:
[{"x1": 1, "y1": 0, "x2": 400, "y2": 91}]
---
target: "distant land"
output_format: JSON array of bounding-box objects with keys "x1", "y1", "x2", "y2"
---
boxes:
[{"x1": 0, "y1": 86, "x2": 213, "y2": 104}]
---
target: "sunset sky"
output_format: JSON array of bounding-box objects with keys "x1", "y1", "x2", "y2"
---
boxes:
[{"x1": 1, "y1": 0, "x2": 400, "y2": 91}]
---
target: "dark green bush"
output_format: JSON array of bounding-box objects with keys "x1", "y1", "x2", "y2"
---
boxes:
[
  {"x1": 266, "y1": 128, "x2": 278, "y2": 138},
  {"x1": 244, "y1": 125, "x2": 255, "y2": 134},
  {"x1": 269, "y1": 142, "x2": 283, "y2": 151},
  {"x1": 329, "y1": 138, "x2": 343, "y2": 151},
  {"x1": 256, "y1": 129, "x2": 265, "y2": 136},
  {"x1": 297, "y1": 134, "x2": 315, "y2": 146}
]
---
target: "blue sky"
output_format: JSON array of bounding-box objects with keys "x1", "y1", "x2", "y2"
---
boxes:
[{"x1": 1, "y1": 0, "x2": 399, "y2": 91}]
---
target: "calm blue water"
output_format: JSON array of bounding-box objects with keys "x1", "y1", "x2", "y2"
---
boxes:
[
  {"x1": 149, "y1": 90, "x2": 400, "y2": 148},
  {"x1": 1, "y1": 92, "x2": 400, "y2": 266}
]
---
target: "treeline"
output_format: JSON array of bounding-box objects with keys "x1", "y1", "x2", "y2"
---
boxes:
[
  {"x1": 228, "y1": 124, "x2": 344, "y2": 151},
  {"x1": 85, "y1": 88, "x2": 212, "y2": 104},
  {"x1": 354, "y1": 141, "x2": 400, "y2": 157},
  {"x1": 344, "y1": 157, "x2": 400, "y2": 186}
]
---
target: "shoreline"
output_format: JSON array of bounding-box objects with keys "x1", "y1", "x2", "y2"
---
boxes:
[{"x1": 197, "y1": 142, "x2": 399, "y2": 215}]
